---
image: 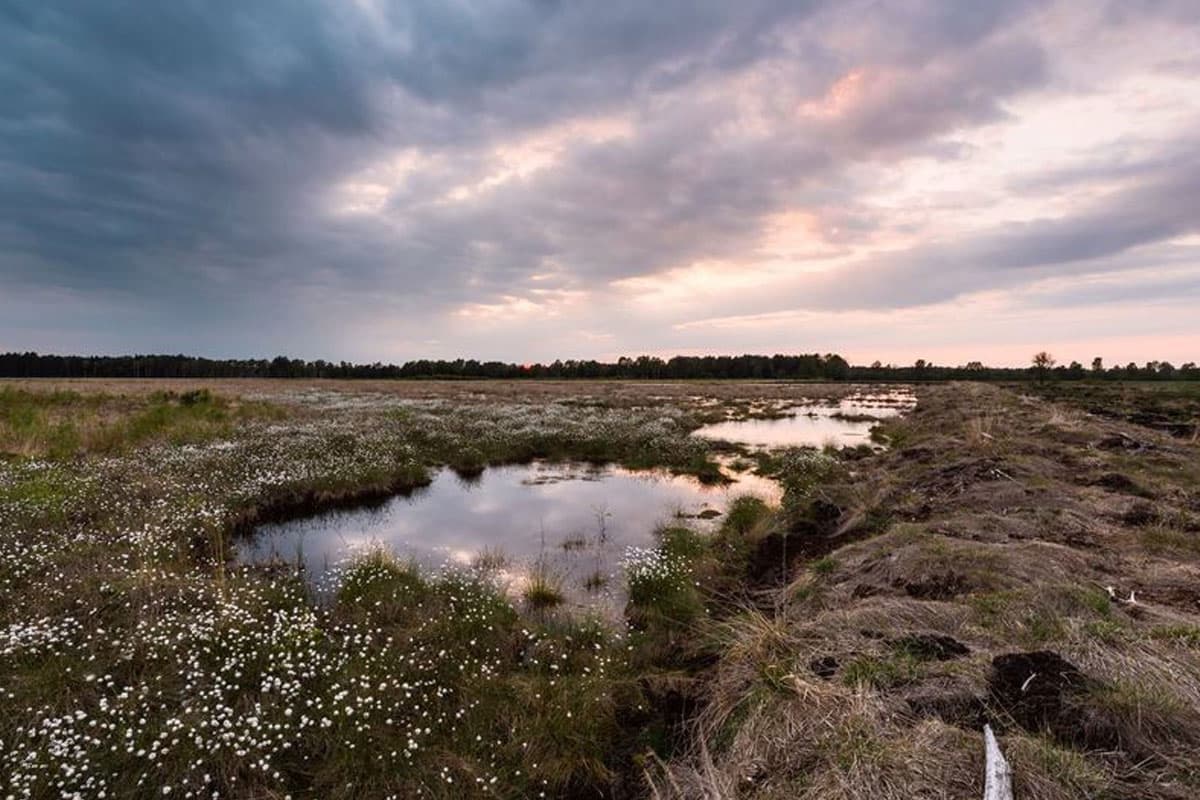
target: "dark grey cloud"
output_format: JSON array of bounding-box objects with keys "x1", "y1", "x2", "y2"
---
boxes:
[{"x1": 0, "y1": 0, "x2": 1197, "y2": 358}]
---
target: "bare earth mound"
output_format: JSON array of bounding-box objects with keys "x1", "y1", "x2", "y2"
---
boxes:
[{"x1": 654, "y1": 383, "x2": 1200, "y2": 800}]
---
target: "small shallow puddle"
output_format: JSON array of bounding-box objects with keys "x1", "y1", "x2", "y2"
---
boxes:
[
  {"x1": 241, "y1": 462, "x2": 780, "y2": 612},
  {"x1": 694, "y1": 389, "x2": 916, "y2": 448}
]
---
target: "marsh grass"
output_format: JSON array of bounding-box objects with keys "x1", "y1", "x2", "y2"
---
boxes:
[
  {"x1": 23, "y1": 379, "x2": 1200, "y2": 799},
  {"x1": 647, "y1": 382, "x2": 1200, "y2": 800},
  {"x1": 472, "y1": 545, "x2": 510, "y2": 572},
  {"x1": 1, "y1": 382, "x2": 763, "y2": 798},
  {"x1": 583, "y1": 569, "x2": 609, "y2": 592},
  {"x1": 811, "y1": 555, "x2": 838, "y2": 575},
  {"x1": 0, "y1": 385, "x2": 286, "y2": 458},
  {"x1": 523, "y1": 567, "x2": 567, "y2": 610},
  {"x1": 2, "y1": 380, "x2": 904, "y2": 799},
  {"x1": 560, "y1": 532, "x2": 589, "y2": 551},
  {"x1": 1139, "y1": 524, "x2": 1200, "y2": 555}
]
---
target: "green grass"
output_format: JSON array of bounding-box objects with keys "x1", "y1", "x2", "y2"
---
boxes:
[
  {"x1": 723, "y1": 495, "x2": 770, "y2": 537},
  {"x1": 1150, "y1": 624, "x2": 1200, "y2": 647},
  {"x1": 811, "y1": 555, "x2": 838, "y2": 575},
  {"x1": 0, "y1": 468, "x2": 77, "y2": 508},
  {"x1": 840, "y1": 653, "x2": 918, "y2": 690},
  {"x1": 657, "y1": 524, "x2": 707, "y2": 559},
  {"x1": 1009, "y1": 736, "x2": 1114, "y2": 798},
  {"x1": 1083, "y1": 618, "x2": 1126, "y2": 643},
  {"x1": 625, "y1": 526, "x2": 711, "y2": 646},
  {"x1": 1072, "y1": 586, "x2": 1113, "y2": 616}
]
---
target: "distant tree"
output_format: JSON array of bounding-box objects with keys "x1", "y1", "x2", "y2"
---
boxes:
[
  {"x1": 1091, "y1": 356, "x2": 1103, "y2": 374},
  {"x1": 1, "y1": 349, "x2": 1190, "y2": 383},
  {"x1": 824, "y1": 354, "x2": 850, "y2": 380},
  {"x1": 1031, "y1": 351, "x2": 1056, "y2": 382}
]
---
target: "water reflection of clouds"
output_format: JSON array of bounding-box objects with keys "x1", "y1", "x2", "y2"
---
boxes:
[
  {"x1": 241, "y1": 462, "x2": 776, "y2": 611},
  {"x1": 695, "y1": 390, "x2": 915, "y2": 448}
]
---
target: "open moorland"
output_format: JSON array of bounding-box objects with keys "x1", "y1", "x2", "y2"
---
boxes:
[{"x1": 2, "y1": 379, "x2": 1200, "y2": 799}]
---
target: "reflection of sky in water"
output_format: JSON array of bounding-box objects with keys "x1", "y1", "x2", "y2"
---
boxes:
[
  {"x1": 241, "y1": 462, "x2": 780, "y2": 612},
  {"x1": 694, "y1": 391, "x2": 915, "y2": 448}
]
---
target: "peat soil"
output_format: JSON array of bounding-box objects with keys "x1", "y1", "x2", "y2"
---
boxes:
[
  {"x1": 654, "y1": 382, "x2": 1200, "y2": 800},
  {"x1": 1026, "y1": 381, "x2": 1200, "y2": 440}
]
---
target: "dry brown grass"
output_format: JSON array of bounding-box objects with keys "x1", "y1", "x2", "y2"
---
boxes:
[{"x1": 649, "y1": 383, "x2": 1200, "y2": 799}]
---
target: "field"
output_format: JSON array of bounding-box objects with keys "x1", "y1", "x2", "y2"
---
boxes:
[{"x1": 3, "y1": 379, "x2": 1200, "y2": 799}]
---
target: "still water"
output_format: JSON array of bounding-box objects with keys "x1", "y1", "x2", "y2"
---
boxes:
[
  {"x1": 241, "y1": 462, "x2": 780, "y2": 610},
  {"x1": 693, "y1": 390, "x2": 916, "y2": 448},
  {"x1": 242, "y1": 390, "x2": 914, "y2": 610}
]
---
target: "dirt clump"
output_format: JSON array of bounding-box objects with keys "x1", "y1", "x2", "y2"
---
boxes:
[
  {"x1": 989, "y1": 651, "x2": 1095, "y2": 739},
  {"x1": 1091, "y1": 471, "x2": 1151, "y2": 496},
  {"x1": 907, "y1": 688, "x2": 988, "y2": 729},
  {"x1": 1096, "y1": 432, "x2": 1149, "y2": 451},
  {"x1": 809, "y1": 655, "x2": 839, "y2": 678},
  {"x1": 898, "y1": 571, "x2": 970, "y2": 600},
  {"x1": 1121, "y1": 501, "x2": 1158, "y2": 526}
]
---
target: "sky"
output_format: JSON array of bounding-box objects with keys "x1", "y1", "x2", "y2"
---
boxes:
[{"x1": 2, "y1": 0, "x2": 1198, "y2": 367}]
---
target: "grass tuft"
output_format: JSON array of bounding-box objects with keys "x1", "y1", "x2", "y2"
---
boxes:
[{"x1": 523, "y1": 567, "x2": 566, "y2": 610}]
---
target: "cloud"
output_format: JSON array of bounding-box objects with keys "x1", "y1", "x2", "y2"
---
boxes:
[{"x1": 0, "y1": 0, "x2": 1198, "y2": 362}]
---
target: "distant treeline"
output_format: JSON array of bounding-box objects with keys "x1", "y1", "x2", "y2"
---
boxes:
[{"x1": 0, "y1": 352, "x2": 1196, "y2": 381}]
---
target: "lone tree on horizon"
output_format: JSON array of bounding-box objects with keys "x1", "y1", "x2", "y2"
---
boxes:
[{"x1": 1032, "y1": 351, "x2": 1056, "y2": 382}]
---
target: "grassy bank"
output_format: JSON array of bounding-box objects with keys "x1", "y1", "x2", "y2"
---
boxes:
[{"x1": 650, "y1": 383, "x2": 1200, "y2": 799}]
